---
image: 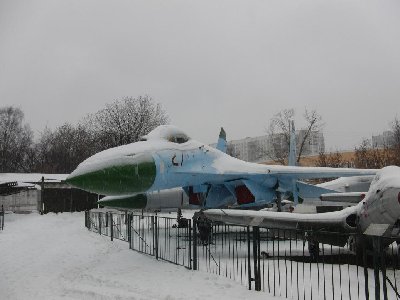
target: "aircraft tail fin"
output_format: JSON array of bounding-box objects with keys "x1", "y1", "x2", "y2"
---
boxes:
[
  {"x1": 288, "y1": 120, "x2": 296, "y2": 166},
  {"x1": 216, "y1": 127, "x2": 227, "y2": 153}
]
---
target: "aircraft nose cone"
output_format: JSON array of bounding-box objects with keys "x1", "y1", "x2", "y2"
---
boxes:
[{"x1": 66, "y1": 153, "x2": 156, "y2": 195}]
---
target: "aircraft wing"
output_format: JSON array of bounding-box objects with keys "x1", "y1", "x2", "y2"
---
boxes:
[
  {"x1": 177, "y1": 162, "x2": 377, "y2": 181},
  {"x1": 202, "y1": 206, "x2": 359, "y2": 232},
  {"x1": 265, "y1": 165, "x2": 377, "y2": 179},
  {"x1": 181, "y1": 154, "x2": 377, "y2": 181},
  {"x1": 175, "y1": 158, "x2": 377, "y2": 206}
]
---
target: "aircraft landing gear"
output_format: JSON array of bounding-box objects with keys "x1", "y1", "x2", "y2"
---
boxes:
[
  {"x1": 193, "y1": 212, "x2": 212, "y2": 245},
  {"x1": 308, "y1": 239, "x2": 320, "y2": 261},
  {"x1": 174, "y1": 208, "x2": 189, "y2": 228}
]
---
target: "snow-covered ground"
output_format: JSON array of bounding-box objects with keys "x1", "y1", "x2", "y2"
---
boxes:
[{"x1": 0, "y1": 212, "x2": 280, "y2": 300}]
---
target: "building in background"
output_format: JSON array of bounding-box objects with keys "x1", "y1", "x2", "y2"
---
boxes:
[
  {"x1": 213, "y1": 130, "x2": 325, "y2": 163},
  {"x1": 372, "y1": 131, "x2": 395, "y2": 148},
  {"x1": 0, "y1": 174, "x2": 99, "y2": 213}
]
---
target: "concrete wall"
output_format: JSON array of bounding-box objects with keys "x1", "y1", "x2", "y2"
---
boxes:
[{"x1": 0, "y1": 189, "x2": 40, "y2": 212}]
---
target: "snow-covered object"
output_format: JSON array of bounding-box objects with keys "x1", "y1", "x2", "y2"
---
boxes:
[
  {"x1": 319, "y1": 192, "x2": 365, "y2": 203},
  {"x1": 204, "y1": 166, "x2": 400, "y2": 235},
  {"x1": 141, "y1": 125, "x2": 191, "y2": 142},
  {"x1": 67, "y1": 125, "x2": 378, "y2": 206},
  {"x1": 368, "y1": 165, "x2": 400, "y2": 191},
  {"x1": 0, "y1": 212, "x2": 271, "y2": 300},
  {"x1": 205, "y1": 204, "x2": 358, "y2": 231},
  {"x1": 318, "y1": 175, "x2": 374, "y2": 193},
  {"x1": 0, "y1": 173, "x2": 68, "y2": 184}
]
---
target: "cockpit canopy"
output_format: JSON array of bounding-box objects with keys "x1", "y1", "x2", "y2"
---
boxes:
[{"x1": 140, "y1": 125, "x2": 191, "y2": 144}]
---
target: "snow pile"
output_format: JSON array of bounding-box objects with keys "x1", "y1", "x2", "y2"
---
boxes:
[{"x1": 0, "y1": 212, "x2": 279, "y2": 300}]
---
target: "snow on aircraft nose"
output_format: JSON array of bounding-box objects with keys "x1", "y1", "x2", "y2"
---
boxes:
[{"x1": 66, "y1": 153, "x2": 156, "y2": 195}]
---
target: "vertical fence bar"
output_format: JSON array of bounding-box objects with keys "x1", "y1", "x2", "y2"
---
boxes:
[
  {"x1": 155, "y1": 216, "x2": 159, "y2": 260},
  {"x1": 373, "y1": 237, "x2": 381, "y2": 300},
  {"x1": 257, "y1": 227, "x2": 261, "y2": 291},
  {"x1": 254, "y1": 226, "x2": 262, "y2": 291},
  {"x1": 253, "y1": 227, "x2": 258, "y2": 291},
  {"x1": 128, "y1": 213, "x2": 131, "y2": 249},
  {"x1": 247, "y1": 226, "x2": 252, "y2": 290},
  {"x1": 98, "y1": 212, "x2": 102, "y2": 235},
  {"x1": 381, "y1": 237, "x2": 388, "y2": 300},
  {"x1": 110, "y1": 212, "x2": 113, "y2": 241},
  {"x1": 193, "y1": 218, "x2": 198, "y2": 270},
  {"x1": 188, "y1": 219, "x2": 192, "y2": 269},
  {"x1": 1, "y1": 205, "x2": 4, "y2": 230},
  {"x1": 363, "y1": 237, "x2": 370, "y2": 300},
  {"x1": 152, "y1": 216, "x2": 155, "y2": 257}
]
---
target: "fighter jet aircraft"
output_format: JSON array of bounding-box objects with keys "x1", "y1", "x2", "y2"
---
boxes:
[
  {"x1": 66, "y1": 125, "x2": 377, "y2": 209},
  {"x1": 96, "y1": 127, "x2": 228, "y2": 210}
]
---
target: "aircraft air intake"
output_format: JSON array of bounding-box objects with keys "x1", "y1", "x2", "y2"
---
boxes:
[
  {"x1": 345, "y1": 214, "x2": 357, "y2": 228},
  {"x1": 235, "y1": 185, "x2": 255, "y2": 205}
]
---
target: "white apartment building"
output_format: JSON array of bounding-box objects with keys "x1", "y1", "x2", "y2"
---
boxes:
[
  {"x1": 213, "y1": 130, "x2": 325, "y2": 163},
  {"x1": 372, "y1": 131, "x2": 394, "y2": 148}
]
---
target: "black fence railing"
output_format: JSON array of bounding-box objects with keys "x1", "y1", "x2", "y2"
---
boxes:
[
  {"x1": 193, "y1": 219, "x2": 400, "y2": 300},
  {"x1": 85, "y1": 211, "x2": 192, "y2": 269},
  {"x1": 85, "y1": 210, "x2": 400, "y2": 300}
]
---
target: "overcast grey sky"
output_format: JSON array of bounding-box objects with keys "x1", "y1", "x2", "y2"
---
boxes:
[{"x1": 1, "y1": 0, "x2": 399, "y2": 150}]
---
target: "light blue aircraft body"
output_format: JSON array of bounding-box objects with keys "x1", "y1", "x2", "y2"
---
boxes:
[{"x1": 67, "y1": 125, "x2": 377, "y2": 209}]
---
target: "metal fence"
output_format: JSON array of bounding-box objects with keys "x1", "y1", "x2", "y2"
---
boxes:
[
  {"x1": 193, "y1": 219, "x2": 400, "y2": 300},
  {"x1": 85, "y1": 210, "x2": 400, "y2": 300},
  {"x1": 85, "y1": 211, "x2": 192, "y2": 269},
  {"x1": 85, "y1": 210, "x2": 130, "y2": 241}
]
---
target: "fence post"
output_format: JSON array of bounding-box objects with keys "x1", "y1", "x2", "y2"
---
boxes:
[
  {"x1": 40, "y1": 176, "x2": 44, "y2": 214},
  {"x1": 253, "y1": 226, "x2": 261, "y2": 291},
  {"x1": 193, "y1": 218, "x2": 198, "y2": 271},
  {"x1": 110, "y1": 213, "x2": 113, "y2": 241},
  {"x1": 372, "y1": 236, "x2": 381, "y2": 300},
  {"x1": 155, "y1": 216, "x2": 159, "y2": 260},
  {"x1": 188, "y1": 219, "x2": 192, "y2": 270},
  {"x1": 151, "y1": 216, "x2": 155, "y2": 256},
  {"x1": 362, "y1": 235, "x2": 370, "y2": 300},
  {"x1": 381, "y1": 237, "x2": 388, "y2": 300},
  {"x1": 99, "y1": 213, "x2": 102, "y2": 235},
  {"x1": 128, "y1": 213, "x2": 132, "y2": 249},
  {"x1": 247, "y1": 226, "x2": 252, "y2": 290},
  {"x1": 1, "y1": 205, "x2": 3, "y2": 230}
]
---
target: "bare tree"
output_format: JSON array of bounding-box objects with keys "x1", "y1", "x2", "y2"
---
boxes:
[
  {"x1": 0, "y1": 107, "x2": 33, "y2": 172},
  {"x1": 391, "y1": 118, "x2": 400, "y2": 166},
  {"x1": 86, "y1": 95, "x2": 169, "y2": 151},
  {"x1": 353, "y1": 139, "x2": 393, "y2": 169},
  {"x1": 32, "y1": 124, "x2": 96, "y2": 173},
  {"x1": 266, "y1": 108, "x2": 323, "y2": 165},
  {"x1": 317, "y1": 150, "x2": 344, "y2": 168},
  {"x1": 266, "y1": 109, "x2": 294, "y2": 165},
  {"x1": 297, "y1": 109, "x2": 323, "y2": 163}
]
